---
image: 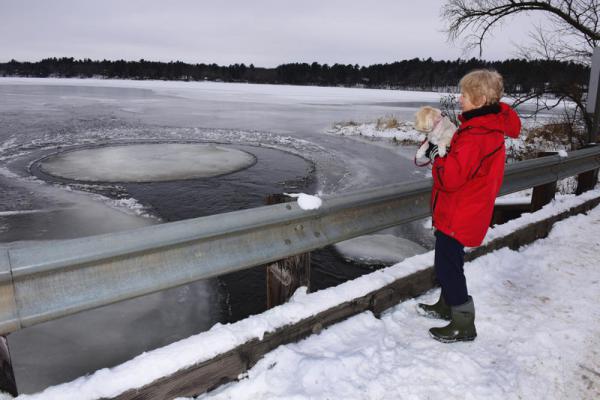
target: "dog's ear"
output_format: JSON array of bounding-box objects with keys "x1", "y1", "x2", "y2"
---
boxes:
[
  {"x1": 415, "y1": 106, "x2": 441, "y2": 132},
  {"x1": 415, "y1": 106, "x2": 433, "y2": 131},
  {"x1": 429, "y1": 107, "x2": 442, "y2": 120}
]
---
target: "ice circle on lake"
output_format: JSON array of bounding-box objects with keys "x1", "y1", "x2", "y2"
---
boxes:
[{"x1": 38, "y1": 143, "x2": 257, "y2": 182}]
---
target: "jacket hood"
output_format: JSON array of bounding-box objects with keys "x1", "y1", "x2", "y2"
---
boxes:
[{"x1": 458, "y1": 101, "x2": 521, "y2": 139}]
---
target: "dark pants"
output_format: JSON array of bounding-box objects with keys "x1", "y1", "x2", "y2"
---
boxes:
[{"x1": 434, "y1": 230, "x2": 468, "y2": 306}]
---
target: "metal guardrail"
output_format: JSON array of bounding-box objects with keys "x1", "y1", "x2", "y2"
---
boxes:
[{"x1": 1, "y1": 146, "x2": 599, "y2": 335}]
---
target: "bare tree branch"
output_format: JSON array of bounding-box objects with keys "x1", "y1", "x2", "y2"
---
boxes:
[
  {"x1": 442, "y1": 0, "x2": 600, "y2": 59},
  {"x1": 442, "y1": 0, "x2": 598, "y2": 142}
]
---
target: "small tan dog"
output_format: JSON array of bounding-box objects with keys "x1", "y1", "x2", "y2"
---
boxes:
[{"x1": 414, "y1": 106, "x2": 457, "y2": 159}]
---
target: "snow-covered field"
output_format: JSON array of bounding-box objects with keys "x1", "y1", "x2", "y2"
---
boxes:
[{"x1": 11, "y1": 189, "x2": 600, "y2": 400}]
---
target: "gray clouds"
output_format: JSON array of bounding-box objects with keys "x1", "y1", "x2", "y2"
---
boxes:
[{"x1": 0, "y1": 0, "x2": 542, "y2": 66}]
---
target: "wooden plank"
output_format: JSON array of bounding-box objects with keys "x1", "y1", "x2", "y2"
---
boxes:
[
  {"x1": 369, "y1": 268, "x2": 436, "y2": 317},
  {"x1": 111, "y1": 194, "x2": 600, "y2": 400},
  {"x1": 490, "y1": 203, "x2": 531, "y2": 226},
  {"x1": 112, "y1": 348, "x2": 246, "y2": 400}
]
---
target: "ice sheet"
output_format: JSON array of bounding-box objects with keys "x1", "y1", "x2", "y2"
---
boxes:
[
  {"x1": 335, "y1": 234, "x2": 427, "y2": 264},
  {"x1": 39, "y1": 144, "x2": 256, "y2": 182}
]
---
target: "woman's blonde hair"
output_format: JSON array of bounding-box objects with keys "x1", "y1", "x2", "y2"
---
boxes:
[{"x1": 459, "y1": 69, "x2": 504, "y2": 106}]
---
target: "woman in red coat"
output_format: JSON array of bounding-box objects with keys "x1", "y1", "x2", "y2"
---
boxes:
[{"x1": 418, "y1": 69, "x2": 521, "y2": 342}]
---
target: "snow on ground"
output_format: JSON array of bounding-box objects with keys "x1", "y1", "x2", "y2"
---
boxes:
[
  {"x1": 193, "y1": 204, "x2": 600, "y2": 400},
  {"x1": 11, "y1": 189, "x2": 600, "y2": 400}
]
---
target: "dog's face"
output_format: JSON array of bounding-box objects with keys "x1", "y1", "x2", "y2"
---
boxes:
[{"x1": 414, "y1": 106, "x2": 442, "y2": 133}]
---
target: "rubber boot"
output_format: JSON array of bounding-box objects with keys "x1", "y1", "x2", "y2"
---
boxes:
[
  {"x1": 417, "y1": 293, "x2": 451, "y2": 321},
  {"x1": 429, "y1": 296, "x2": 477, "y2": 343}
]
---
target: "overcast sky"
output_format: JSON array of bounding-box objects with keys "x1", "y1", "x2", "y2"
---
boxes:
[{"x1": 1, "y1": 0, "x2": 547, "y2": 67}]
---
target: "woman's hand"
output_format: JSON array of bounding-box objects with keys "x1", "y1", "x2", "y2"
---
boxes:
[{"x1": 425, "y1": 143, "x2": 440, "y2": 162}]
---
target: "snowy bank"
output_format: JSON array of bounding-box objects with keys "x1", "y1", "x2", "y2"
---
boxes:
[
  {"x1": 327, "y1": 118, "x2": 425, "y2": 145},
  {"x1": 13, "y1": 189, "x2": 600, "y2": 400},
  {"x1": 197, "y1": 204, "x2": 600, "y2": 400},
  {"x1": 325, "y1": 110, "x2": 583, "y2": 171}
]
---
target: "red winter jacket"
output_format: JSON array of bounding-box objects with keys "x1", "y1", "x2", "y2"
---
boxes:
[{"x1": 431, "y1": 102, "x2": 521, "y2": 247}]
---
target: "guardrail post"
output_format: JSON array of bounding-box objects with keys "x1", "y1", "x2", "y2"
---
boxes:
[
  {"x1": 576, "y1": 168, "x2": 599, "y2": 194},
  {"x1": 492, "y1": 151, "x2": 560, "y2": 225},
  {"x1": 0, "y1": 335, "x2": 17, "y2": 396},
  {"x1": 265, "y1": 194, "x2": 311, "y2": 309},
  {"x1": 576, "y1": 144, "x2": 599, "y2": 195},
  {"x1": 531, "y1": 152, "x2": 558, "y2": 212}
]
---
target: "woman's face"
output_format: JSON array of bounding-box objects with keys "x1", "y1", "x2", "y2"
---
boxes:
[{"x1": 459, "y1": 92, "x2": 483, "y2": 112}]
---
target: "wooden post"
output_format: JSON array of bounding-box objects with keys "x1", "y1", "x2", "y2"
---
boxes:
[
  {"x1": 265, "y1": 194, "x2": 311, "y2": 309},
  {"x1": 576, "y1": 169, "x2": 599, "y2": 195},
  {"x1": 0, "y1": 336, "x2": 17, "y2": 397},
  {"x1": 531, "y1": 152, "x2": 558, "y2": 212},
  {"x1": 531, "y1": 181, "x2": 557, "y2": 212},
  {"x1": 576, "y1": 144, "x2": 599, "y2": 195}
]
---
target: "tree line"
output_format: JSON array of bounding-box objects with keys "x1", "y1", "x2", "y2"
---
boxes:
[{"x1": 0, "y1": 57, "x2": 589, "y2": 94}]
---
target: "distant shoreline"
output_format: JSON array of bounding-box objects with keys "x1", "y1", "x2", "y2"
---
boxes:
[
  {"x1": 0, "y1": 57, "x2": 588, "y2": 95},
  {"x1": 0, "y1": 75, "x2": 459, "y2": 94}
]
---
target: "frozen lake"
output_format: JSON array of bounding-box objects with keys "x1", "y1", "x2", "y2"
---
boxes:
[
  {"x1": 1, "y1": 78, "x2": 447, "y2": 240},
  {"x1": 0, "y1": 78, "x2": 547, "y2": 393}
]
